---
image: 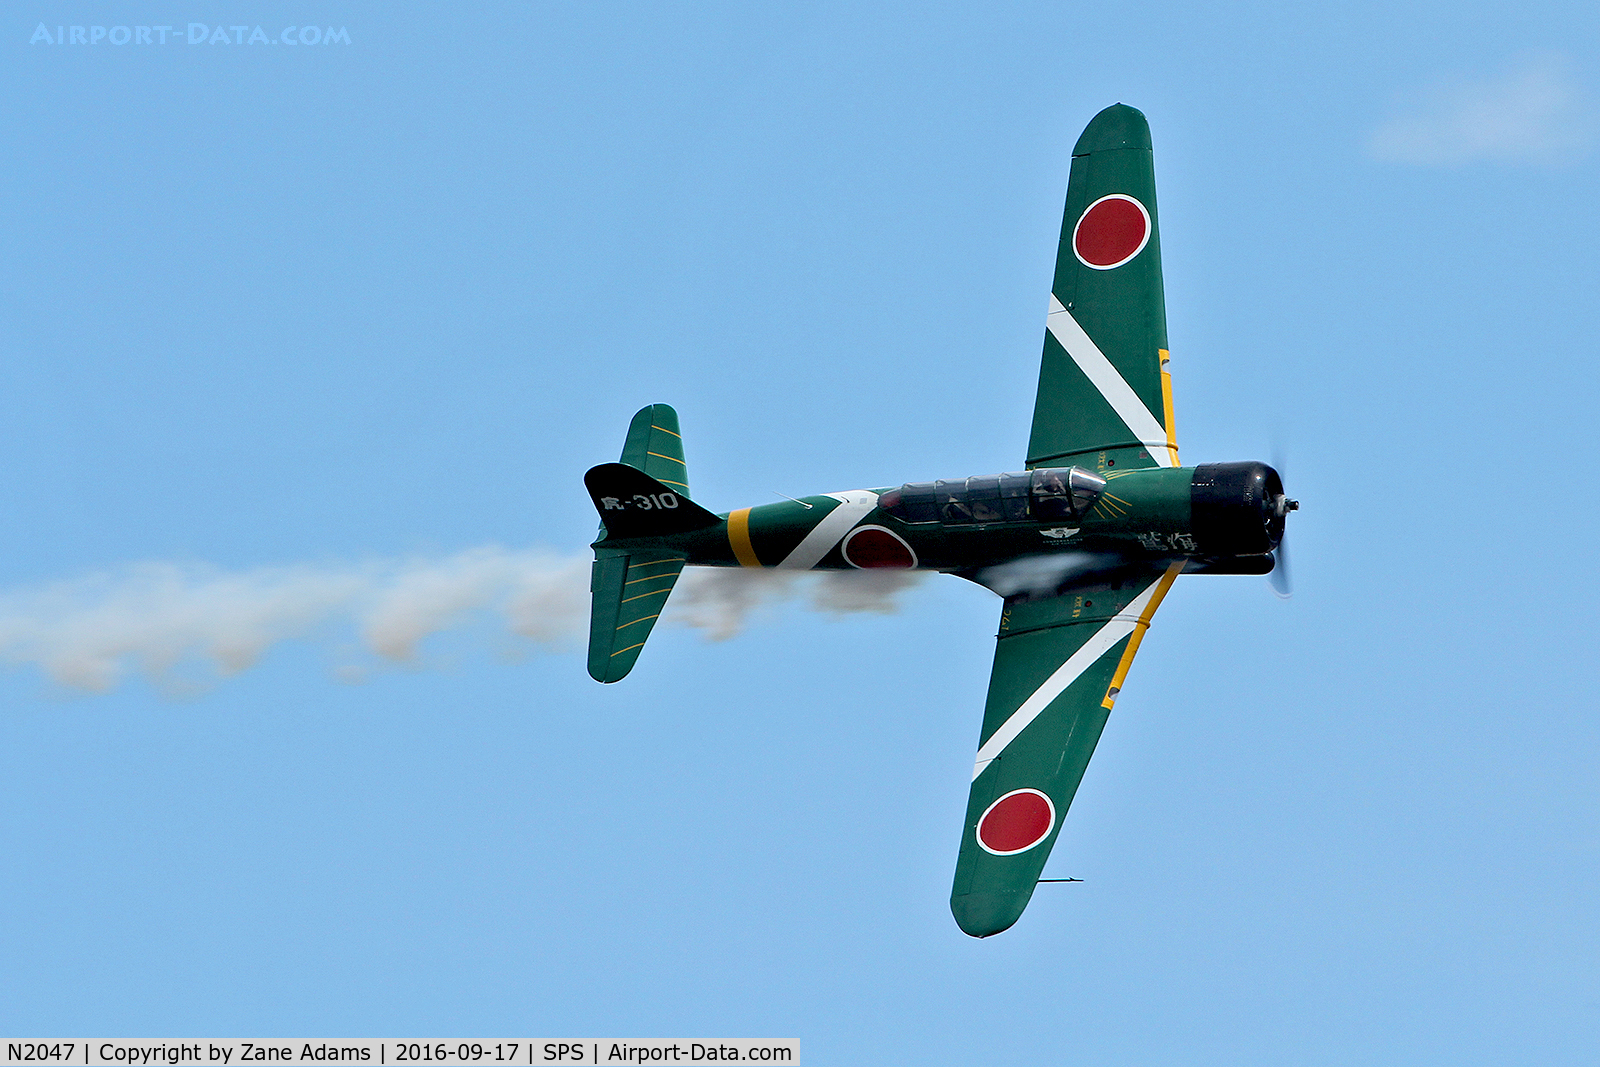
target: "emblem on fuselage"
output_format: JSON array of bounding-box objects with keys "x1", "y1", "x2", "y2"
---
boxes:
[{"x1": 1039, "y1": 527, "x2": 1080, "y2": 540}]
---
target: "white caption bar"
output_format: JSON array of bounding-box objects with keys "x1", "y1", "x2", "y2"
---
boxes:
[{"x1": 0, "y1": 1042, "x2": 798, "y2": 1067}]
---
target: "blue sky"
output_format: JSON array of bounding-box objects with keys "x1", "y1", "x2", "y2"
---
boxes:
[{"x1": 5, "y1": 2, "x2": 1600, "y2": 1062}]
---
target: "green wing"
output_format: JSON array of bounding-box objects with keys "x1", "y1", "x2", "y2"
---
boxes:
[
  {"x1": 950, "y1": 563, "x2": 1182, "y2": 937},
  {"x1": 1027, "y1": 104, "x2": 1179, "y2": 474}
]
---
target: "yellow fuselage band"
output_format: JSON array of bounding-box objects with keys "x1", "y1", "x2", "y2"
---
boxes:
[{"x1": 727, "y1": 508, "x2": 761, "y2": 567}]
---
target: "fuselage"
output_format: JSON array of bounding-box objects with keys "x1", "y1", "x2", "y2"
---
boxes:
[{"x1": 617, "y1": 461, "x2": 1290, "y2": 585}]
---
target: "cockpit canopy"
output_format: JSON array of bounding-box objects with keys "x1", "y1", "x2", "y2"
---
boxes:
[{"x1": 878, "y1": 467, "x2": 1107, "y2": 526}]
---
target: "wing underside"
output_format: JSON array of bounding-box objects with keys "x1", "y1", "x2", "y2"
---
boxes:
[
  {"x1": 1027, "y1": 103, "x2": 1178, "y2": 474},
  {"x1": 950, "y1": 563, "x2": 1182, "y2": 937}
]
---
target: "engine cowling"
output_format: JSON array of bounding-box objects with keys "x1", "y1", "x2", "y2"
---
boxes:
[{"x1": 1190, "y1": 462, "x2": 1291, "y2": 556}]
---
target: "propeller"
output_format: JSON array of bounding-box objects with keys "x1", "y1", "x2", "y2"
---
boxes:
[
  {"x1": 1268, "y1": 453, "x2": 1298, "y2": 599},
  {"x1": 1269, "y1": 522, "x2": 1293, "y2": 598}
]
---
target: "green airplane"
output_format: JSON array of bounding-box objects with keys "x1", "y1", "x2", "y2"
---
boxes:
[{"x1": 583, "y1": 103, "x2": 1297, "y2": 938}]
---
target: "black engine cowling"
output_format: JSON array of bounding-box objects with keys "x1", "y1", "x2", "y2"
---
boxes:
[{"x1": 1190, "y1": 462, "x2": 1288, "y2": 556}]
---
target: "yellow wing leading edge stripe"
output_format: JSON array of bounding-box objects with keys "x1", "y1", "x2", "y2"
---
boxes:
[
  {"x1": 1100, "y1": 562, "x2": 1183, "y2": 709},
  {"x1": 1159, "y1": 349, "x2": 1180, "y2": 466}
]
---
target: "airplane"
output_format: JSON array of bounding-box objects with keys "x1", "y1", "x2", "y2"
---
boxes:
[{"x1": 582, "y1": 103, "x2": 1296, "y2": 938}]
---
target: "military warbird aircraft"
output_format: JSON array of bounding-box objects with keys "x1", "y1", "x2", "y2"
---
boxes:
[{"x1": 584, "y1": 103, "x2": 1296, "y2": 937}]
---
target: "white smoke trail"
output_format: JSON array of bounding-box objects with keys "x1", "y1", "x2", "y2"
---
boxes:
[
  {"x1": 0, "y1": 548, "x2": 925, "y2": 694},
  {"x1": 670, "y1": 567, "x2": 924, "y2": 640}
]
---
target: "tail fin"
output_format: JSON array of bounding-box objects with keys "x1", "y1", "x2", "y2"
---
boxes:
[
  {"x1": 585, "y1": 404, "x2": 719, "y2": 682},
  {"x1": 584, "y1": 463, "x2": 721, "y2": 538}
]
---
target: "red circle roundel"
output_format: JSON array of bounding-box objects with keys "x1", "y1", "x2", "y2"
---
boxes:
[
  {"x1": 1072, "y1": 194, "x2": 1151, "y2": 270},
  {"x1": 976, "y1": 789, "x2": 1056, "y2": 855},
  {"x1": 842, "y1": 525, "x2": 917, "y2": 569}
]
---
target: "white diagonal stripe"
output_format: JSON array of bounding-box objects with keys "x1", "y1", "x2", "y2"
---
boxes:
[
  {"x1": 777, "y1": 490, "x2": 880, "y2": 570},
  {"x1": 1045, "y1": 294, "x2": 1173, "y2": 467},
  {"x1": 970, "y1": 579, "x2": 1162, "y2": 781}
]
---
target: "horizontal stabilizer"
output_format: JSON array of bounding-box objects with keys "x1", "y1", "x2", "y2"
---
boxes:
[
  {"x1": 620, "y1": 403, "x2": 692, "y2": 495},
  {"x1": 585, "y1": 463, "x2": 722, "y2": 539},
  {"x1": 588, "y1": 548, "x2": 685, "y2": 682}
]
